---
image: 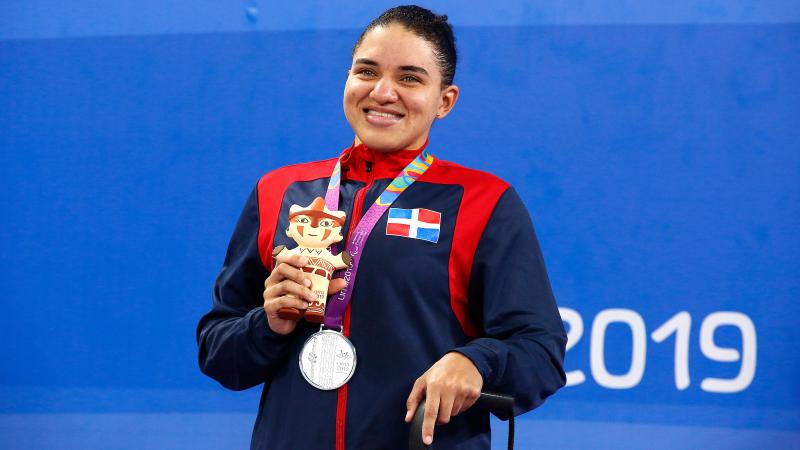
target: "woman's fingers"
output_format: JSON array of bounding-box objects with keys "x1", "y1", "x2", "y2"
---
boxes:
[
  {"x1": 265, "y1": 295, "x2": 312, "y2": 314},
  {"x1": 263, "y1": 255, "x2": 312, "y2": 335},
  {"x1": 421, "y1": 387, "x2": 440, "y2": 445},
  {"x1": 265, "y1": 279, "x2": 316, "y2": 303},
  {"x1": 405, "y1": 377, "x2": 426, "y2": 423},
  {"x1": 404, "y1": 353, "x2": 484, "y2": 445},
  {"x1": 262, "y1": 253, "x2": 349, "y2": 335},
  {"x1": 451, "y1": 397, "x2": 466, "y2": 417},
  {"x1": 265, "y1": 258, "x2": 310, "y2": 289},
  {"x1": 437, "y1": 391, "x2": 456, "y2": 425},
  {"x1": 327, "y1": 278, "x2": 348, "y2": 295}
]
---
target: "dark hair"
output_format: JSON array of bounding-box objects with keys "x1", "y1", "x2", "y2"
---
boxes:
[{"x1": 352, "y1": 5, "x2": 457, "y2": 87}]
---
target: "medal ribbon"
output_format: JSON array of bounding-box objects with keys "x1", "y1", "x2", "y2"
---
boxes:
[{"x1": 322, "y1": 147, "x2": 435, "y2": 330}]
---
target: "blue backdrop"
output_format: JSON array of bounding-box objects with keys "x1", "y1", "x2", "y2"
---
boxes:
[{"x1": 1, "y1": 1, "x2": 798, "y2": 449}]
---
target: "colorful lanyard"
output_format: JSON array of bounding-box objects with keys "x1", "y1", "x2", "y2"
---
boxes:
[{"x1": 322, "y1": 148, "x2": 435, "y2": 330}]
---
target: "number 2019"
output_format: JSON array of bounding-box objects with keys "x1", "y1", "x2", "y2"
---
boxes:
[{"x1": 559, "y1": 308, "x2": 757, "y2": 393}]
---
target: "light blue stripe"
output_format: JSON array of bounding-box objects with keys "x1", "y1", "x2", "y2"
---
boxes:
[
  {"x1": 2, "y1": 1, "x2": 799, "y2": 41},
  {"x1": 388, "y1": 208, "x2": 413, "y2": 220},
  {"x1": 415, "y1": 227, "x2": 440, "y2": 243}
]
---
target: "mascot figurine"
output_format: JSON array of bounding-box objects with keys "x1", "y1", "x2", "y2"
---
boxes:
[{"x1": 273, "y1": 197, "x2": 352, "y2": 323}]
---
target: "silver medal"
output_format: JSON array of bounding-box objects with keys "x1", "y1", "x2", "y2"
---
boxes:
[{"x1": 299, "y1": 329, "x2": 357, "y2": 390}]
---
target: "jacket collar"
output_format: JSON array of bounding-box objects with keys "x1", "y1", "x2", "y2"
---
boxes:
[{"x1": 338, "y1": 139, "x2": 429, "y2": 182}]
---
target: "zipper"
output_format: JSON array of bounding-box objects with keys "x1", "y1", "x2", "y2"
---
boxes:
[
  {"x1": 344, "y1": 160, "x2": 374, "y2": 256},
  {"x1": 335, "y1": 158, "x2": 374, "y2": 450}
]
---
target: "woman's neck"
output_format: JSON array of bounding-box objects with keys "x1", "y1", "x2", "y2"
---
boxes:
[
  {"x1": 352, "y1": 136, "x2": 428, "y2": 153},
  {"x1": 340, "y1": 137, "x2": 429, "y2": 182}
]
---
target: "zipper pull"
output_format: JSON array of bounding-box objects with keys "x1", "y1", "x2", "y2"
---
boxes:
[{"x1": 366, "y1": 161, "x2": 372, "y2": 173}]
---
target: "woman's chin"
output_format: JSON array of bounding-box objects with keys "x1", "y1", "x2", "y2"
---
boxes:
[
  {"x1": 355, "y1": 130, "x2": 430, "y2": 152},
  {"x1": 355, "y1": 134, "x2": 405, "y2": 153}
]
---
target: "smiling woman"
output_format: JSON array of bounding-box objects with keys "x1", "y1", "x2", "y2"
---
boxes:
[
  {"x1": 344, "y1": 22, "x2": 459, "y2": 152},
  {"x1": 197, "y1": 5, "x2": 567, "y2": 450}
]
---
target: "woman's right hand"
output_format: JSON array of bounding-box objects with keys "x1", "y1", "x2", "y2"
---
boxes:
[{"x1": 262, "y1": 254, "x2": 347, "y2": 335}]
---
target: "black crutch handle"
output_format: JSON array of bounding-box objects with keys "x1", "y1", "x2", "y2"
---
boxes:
[{"x1": 408, "y1": 392, "x2": 515, "y2": 450}]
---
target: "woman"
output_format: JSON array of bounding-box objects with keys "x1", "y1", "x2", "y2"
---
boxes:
[{"x1": 197, "y1": 6, "x2": 566, "y2": 449}]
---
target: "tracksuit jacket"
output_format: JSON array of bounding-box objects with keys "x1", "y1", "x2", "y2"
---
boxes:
[{"x1": 197, "y1": 141, "x2": 567, "y2": 450}]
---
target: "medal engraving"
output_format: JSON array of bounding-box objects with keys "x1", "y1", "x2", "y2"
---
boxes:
[{"x1": 299, "y1": 330, "x2": 356, "y2": 390}]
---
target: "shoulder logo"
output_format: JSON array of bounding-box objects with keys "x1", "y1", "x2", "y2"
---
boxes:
[{"x1": 386, "y1": 208, "x2": 441, "y2": 243}]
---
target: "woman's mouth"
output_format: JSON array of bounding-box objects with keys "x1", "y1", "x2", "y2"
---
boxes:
[{"x1": 364, "y1": 108, "x2": 404, "y2": 127}]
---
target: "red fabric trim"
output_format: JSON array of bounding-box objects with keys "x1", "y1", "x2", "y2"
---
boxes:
[
  {"x1": 256, "y1": 158, "x2": 339, "y2": 269},
  {"x1": 418, "y1": 159, "x2": 509, "y2": 338},
  {"x1": 334, "y1": 171, "x2": 372, "y2": 450},
  {"x1": 386, "y1": 222, "x2": 411, "y2": 236},
  {"x1": 335, "y1": 378, "x2": 348, "y2": 450},
  {"x1": 335, "y1": 305, "x2": 352, "y2": 450},
  {"x1": 341, "y1": 139, "x2": 428, "y2": 182},
  {"x1": 417, "y1": 208, "x2": 440, "y2": 224}
]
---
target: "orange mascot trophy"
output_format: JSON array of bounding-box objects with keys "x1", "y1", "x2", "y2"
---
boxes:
[{"x1": 273, "y1": 197, "x2": 352, "y2": 323}]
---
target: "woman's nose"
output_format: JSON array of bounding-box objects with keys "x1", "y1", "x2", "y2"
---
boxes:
[{"x1": 369, "y1": 77, "x2": 398, "y2": 103}]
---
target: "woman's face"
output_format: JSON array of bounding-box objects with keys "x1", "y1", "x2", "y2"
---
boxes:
[{"x1": 344, "y1": 24, "x2": 459, "y2": 152}]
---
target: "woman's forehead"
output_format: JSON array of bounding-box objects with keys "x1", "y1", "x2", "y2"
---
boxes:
[{"x1": 353, "y1": 24, "x2": 438, "y2": 71}]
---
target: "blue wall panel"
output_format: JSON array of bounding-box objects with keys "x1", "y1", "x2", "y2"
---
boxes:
[
  {"x1": 3, "y1": 0, "x2": 799, "y2": 40},
  {"x1": 1, "y1": 3, "x2": 798, "y2": 448}
]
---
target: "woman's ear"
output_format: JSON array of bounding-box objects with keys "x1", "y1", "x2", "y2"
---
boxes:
[{"x1": 436, "y1": 84, "x2": 460, "y2": 119}]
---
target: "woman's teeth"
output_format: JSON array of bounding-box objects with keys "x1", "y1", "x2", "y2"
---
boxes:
[{"x1": 366, "y1": 109, "x2": 402, "y2": 118}]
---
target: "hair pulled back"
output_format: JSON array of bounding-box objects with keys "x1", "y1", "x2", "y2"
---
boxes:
[{"x1": 352, "y1": 5, "x2": 457, "y2": 87}]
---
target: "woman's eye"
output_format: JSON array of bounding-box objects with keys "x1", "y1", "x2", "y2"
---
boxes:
[
  {"x1": 401, "y1": 75, "x2": 420, "y2": 83},
  {"x1": 356, "y1": 68, "x2": 376, "y2": 77}
]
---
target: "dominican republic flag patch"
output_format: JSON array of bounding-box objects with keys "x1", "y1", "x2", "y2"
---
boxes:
[{"x1": 386, "y1": 208, "x2": 441, "y2": 243}]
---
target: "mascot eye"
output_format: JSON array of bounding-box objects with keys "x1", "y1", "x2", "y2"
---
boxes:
[
  {"x1": 298, "y1": 217, "x2": 310, "y2": 224},
  {"x1": 320, "y1": 220, "x2": 332, "y2": 227}
]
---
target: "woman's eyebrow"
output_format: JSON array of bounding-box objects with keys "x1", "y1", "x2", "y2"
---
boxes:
[
  {"x1": 353, "y1": 58, "x2": 428, "y2": 76},
  {"x1": 399, "y1": 65, "x2": 429, "y2": 76},
  {"x1": 354, "y1": 58, "x2": 378, "y2": 66}
]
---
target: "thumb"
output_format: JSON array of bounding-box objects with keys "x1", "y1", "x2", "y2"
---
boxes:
[
  {"x1": 327, "y1": 278, "x2": 347, "y2": 295},
  {"x1": 405, "y1": 379, "x2": 426, "y2": 423}
]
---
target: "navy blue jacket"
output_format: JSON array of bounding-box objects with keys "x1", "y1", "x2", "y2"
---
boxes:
[{"x1": 197, "y1": 142, "x2": 566, "y2": 449}]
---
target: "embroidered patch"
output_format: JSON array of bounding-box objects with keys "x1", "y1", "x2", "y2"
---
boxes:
[{"x1": 386, "y1": 208, "x2": 441, "y2": 243}]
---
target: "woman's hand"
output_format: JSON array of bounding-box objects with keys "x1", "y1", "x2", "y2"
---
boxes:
[
  {"x1": 262, "y1": 254, "x2": 347, "y2": 335},
  {"x1": 404, "y1": 352, "x2": 483, "y2": 445}
]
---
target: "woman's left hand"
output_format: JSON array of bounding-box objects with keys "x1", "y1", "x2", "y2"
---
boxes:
[{"x1": 404, "y1": 352, "x2": 483, "y2": 445}]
